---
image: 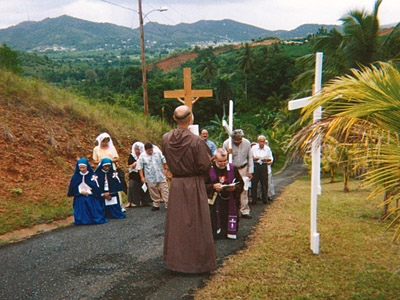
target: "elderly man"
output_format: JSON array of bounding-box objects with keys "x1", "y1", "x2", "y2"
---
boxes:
[
  {"x1": 200, "y1": 129, "x2": 217, "y2": 157},
  {"x1": 206, "y1": 148, "x2": 244, "y2": 240},
  {"x1": 251, "y1": 135, "x2": 273, "y2": 204},
  {"x1": 223, "y1": 129, "x2": 254, "y2": 219},
  {"x1": 162, "y1": 105, "x2": 216, "y2": 274}
]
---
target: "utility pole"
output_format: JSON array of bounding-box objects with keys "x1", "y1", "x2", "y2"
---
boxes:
[
  {"x1": 138, "y1": 0, "x2": 148, "y2": 116},
  {"x1": 101, "y1": 0, "x2": 166, "y2": 116}
]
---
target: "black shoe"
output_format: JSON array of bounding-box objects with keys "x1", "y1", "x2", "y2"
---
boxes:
[
  {"x1": 241, "y1": 214, "x2": 252, "y2": 219},
  {"x1": 262, "y1": 198, "x2": 268, "y2": 204},
  {"x1": 250, "y1": 201, "x2": 257, "y2": 205},
  {"x1": 151, "y1": 206, "x2": 160, "y2": 211}
]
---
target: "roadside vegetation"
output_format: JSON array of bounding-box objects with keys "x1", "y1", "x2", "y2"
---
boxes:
[
  {"x1": 289, "y1": 0, "x2": 400, "y2": 241},
  {"x1": 195, "y1": 177, "x2": 400, "y2": 299}
]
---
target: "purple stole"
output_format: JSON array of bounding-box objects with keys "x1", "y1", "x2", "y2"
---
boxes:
[{"x1": 209, "y1": 163, "x2": 238, "y2": 239}]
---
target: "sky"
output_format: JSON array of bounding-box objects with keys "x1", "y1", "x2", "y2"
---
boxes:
[{"x1": 0, "y1": 0, "x2": 398, "y2": 31}]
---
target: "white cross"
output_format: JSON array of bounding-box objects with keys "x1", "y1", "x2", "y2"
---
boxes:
[
  {"x1": 288, "y1": 52, "x2": 323, "y2": 254},
  {"x1": 112, "y1": 172, "x2": 121, "y2": 183},
  {"x1": 229, "y1": 218, "x2": 236, "y2": 229},
  {"x1": 222, "y1": 100, "x2": 234, "y2": 163},
  {"x1": 91, "y1": 175, "x2": 99, "y2": 187},
  {"x1": 228, "y1": 100, "x2": 234, "y2": 163}
]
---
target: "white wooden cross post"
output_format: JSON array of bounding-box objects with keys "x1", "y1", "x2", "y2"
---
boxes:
[
  {"x1": 288, "y1": 52, "x2": 323, "y2": 254},
  {"x1": 222, "y1": 100, "x2": 234, "y2": 163}
]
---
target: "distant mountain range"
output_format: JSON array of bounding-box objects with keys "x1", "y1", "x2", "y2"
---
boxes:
[{"x1": 0, "y1": 15, "x2": 341, "y2": 52}]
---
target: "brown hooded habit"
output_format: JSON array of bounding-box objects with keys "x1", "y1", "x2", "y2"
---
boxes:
[{"x1": 162, "y1": 128, "x2": 216, "y2": 273}]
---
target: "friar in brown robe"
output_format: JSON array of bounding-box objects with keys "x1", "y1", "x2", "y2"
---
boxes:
[{"x1": 162, "y1": 105, "x2": 217, "y2": 273}]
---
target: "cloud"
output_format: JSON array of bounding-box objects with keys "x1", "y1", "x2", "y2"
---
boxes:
[
  {"x1": 0, "y1": 0, "x2": 77, "y2": 28},
  {"x1": 0, "y1": 0, "x2": 398, "y2": 31}
]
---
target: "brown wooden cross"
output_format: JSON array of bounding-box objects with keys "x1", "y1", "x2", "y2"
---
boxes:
[{"x1": 164, "y1": 68, "x2": 213, "y2": 111}]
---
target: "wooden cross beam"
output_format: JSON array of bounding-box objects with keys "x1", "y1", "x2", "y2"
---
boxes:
[{"x1": 164, "y1": 68, "x2": 213, "y2": 111}]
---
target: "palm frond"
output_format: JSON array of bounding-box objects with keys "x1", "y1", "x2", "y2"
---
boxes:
[
  {"x1": 289, "y1": 61, "x2": 400, "y2": 241},
  {"x1": 302, "y1": 63, "x2": 400, "y2": 131}
]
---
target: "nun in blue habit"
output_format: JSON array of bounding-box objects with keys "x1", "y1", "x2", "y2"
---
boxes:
[
  {"x1": 67, "y1": 158, "x2": 108, "y2": 225},
  {"x1": 95, "y1": 158, "x2": 126, "y2": 219}
]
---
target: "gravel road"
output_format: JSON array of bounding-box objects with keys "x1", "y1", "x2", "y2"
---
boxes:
[{"x1": 0, "y1": 162, "x2": 306, "y2": 300}]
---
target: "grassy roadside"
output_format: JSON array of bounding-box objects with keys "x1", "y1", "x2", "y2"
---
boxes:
[{"x1": 195, "y1": 177, "x2": 400, "y2": 299}]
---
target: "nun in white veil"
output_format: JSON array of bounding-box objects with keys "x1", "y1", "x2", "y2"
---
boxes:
[
  {"x1": 93, "y1": 132, "x2": 119, "y2": 170},
  {"x1": 126, "y1": 141, "x2": 151, "y2": 207}
]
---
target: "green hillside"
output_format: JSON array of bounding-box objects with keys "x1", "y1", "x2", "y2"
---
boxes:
[
  {"x1": 0, "y1": 15, "x2": 137, "y2": 51},
  {"x1": 0, "y1": 68, "x2": 169, "y2": 235},
  {"x1": 0, "y1": 15, "x2": 339, "y2": 51}
]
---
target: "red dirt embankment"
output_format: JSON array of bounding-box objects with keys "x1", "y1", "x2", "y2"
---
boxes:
[
  {"x1": 0, "y1": 89, "x2": 132, "y2": 239},
  {"x1": 152, "y1": 39, "x2": 279, "y2": 71},
  {"x1": 152, "y1": 27, "x2": 395, "y2": 72},
  {"x1": 378, "y1": 28, "x2": 394, "y2": 36}
]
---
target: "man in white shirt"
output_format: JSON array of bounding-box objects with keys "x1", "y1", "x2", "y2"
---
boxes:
[{"x1": 251, "y1": 135, "x2": 273, "y2": 204}]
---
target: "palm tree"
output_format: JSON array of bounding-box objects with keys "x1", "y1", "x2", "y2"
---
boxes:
[
  {"x1": 238, "y1": 43, "x2": 254, "y2": 102},
  {"x1": 340, "y1": 0, "x2": 382, "y2": 67},
  {"x1": 289, "y1": 62, "x2": 400, "y2": 240},
  {"x1": 215, "y1": 74, "x2": 232, "y2": 108},
  {"x1": 198, "y1": 56, "x2": 218, "y2": 84},
  {"x1": 294, "y1": 0, "x2": 400, "y2": 89},
  {"x1": 321, "y1": 137, "x2": 340, "y2": 184}
]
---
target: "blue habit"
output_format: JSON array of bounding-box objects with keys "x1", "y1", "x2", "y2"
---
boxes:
[
  {"x1": 95, "y1": 158, "x2": 126, "y2": 219},
  {"x1": 67, "y1": 158, "x2": 108, "y2": 225}
]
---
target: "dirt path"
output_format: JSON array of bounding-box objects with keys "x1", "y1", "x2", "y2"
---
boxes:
[{"x1": 0, "y1": 161, "x2": 306, "y2": 300}]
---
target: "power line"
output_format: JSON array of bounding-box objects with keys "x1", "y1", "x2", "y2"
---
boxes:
[
  {"x1": 156, "y1": 0, "x2": 192, "y2": 24},
  {"x1": 101, "y1": 0, "x2": 137, "y2": 12}
]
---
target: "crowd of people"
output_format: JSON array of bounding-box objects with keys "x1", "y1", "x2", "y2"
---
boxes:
[{"x1": 67, "y1": 105, "x2": 275, "y2": 274}]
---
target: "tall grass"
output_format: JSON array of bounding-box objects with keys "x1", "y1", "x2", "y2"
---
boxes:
[{"x1": 0, "y1": 68, "x2": 170, "y2": 145}]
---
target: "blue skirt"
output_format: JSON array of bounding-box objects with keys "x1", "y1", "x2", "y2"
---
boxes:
[
  {"x1": 104, "y1": 194, "x2": 126, "y2": 219},
  {"x1": 73, "y1": 195, "x2": 108, "y2": 225}
]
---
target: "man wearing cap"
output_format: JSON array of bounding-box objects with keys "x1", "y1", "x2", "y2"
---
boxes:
[{"x1": 223, "y1": 129, "x2": 254, "y2": 219}]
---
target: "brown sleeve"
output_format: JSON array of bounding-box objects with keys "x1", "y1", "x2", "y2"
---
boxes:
[{"x1": 196, "y1": 138, "x2": 211, "y2": 175}]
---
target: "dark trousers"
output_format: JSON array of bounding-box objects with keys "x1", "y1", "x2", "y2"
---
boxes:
[
  {"x1": 128, "y1": 179, "x2": 151, "y2": 206},
  {"x1": 209, "y1": 197, "x2": 229, "y2": 239},
  {"x1": 251, "y1": 164, "x2": 268, "y2": 202}
]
